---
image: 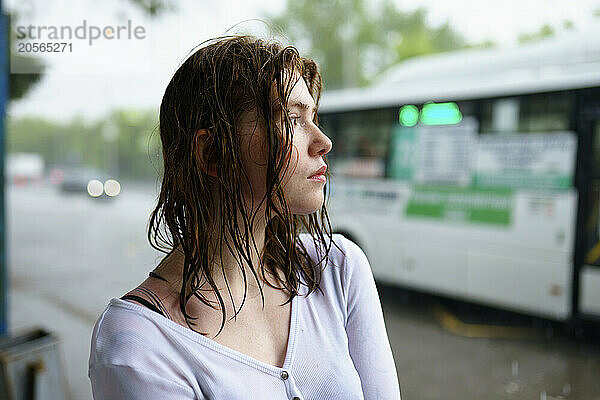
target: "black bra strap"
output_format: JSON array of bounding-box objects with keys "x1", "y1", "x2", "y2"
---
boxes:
[{"x1": 120, "y1": 294, "x2": 166, "y2": 317}]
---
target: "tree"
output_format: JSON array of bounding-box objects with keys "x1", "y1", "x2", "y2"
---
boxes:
[
  {"x1": 7, "y1": 109, "x2": 161, "y2": 180},
  {"x1": 7, "y1": 12, "x2": 45, "y2": 102},
  {"x1": 517, "y1": 20, "x2": 576, "y2": 44},
  {"x1": 124, "y1": 0, "x2": 175, "y2": 16},
  {"x1": 268, "y1": 0, "x2": 468, "y2": 89},
  {"x1": 518, "y1": 24, "x2": 555, "y2": 44}
]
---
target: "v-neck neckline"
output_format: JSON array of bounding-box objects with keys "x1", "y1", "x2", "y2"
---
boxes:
[{"x1": 111, "y1": 290, "x2": 300, "y2": 375}]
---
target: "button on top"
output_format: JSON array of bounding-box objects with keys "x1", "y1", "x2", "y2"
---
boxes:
[
  {"x1": 292, "y1": 397, "x2": 300, "y2": 400},
  {"x1": 280, "y1": 371, "x2": 289, "y2": 380}
]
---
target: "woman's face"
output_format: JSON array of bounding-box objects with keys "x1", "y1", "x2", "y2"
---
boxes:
[{"x1": 238, "y1": 74, "x2": 332, "y2": 216}]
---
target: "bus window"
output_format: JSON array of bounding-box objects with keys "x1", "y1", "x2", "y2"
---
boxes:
[
  {"x1": 481, "y1": 92, "x2": 573, "y2": 134},
  {"x1": 480, "y1": 97, "x2": 520, "y2": 133},
  {"x1": 585, "y1": 180, "x2": 600, "y2": 267},
  {"x1": 329, "y1": 109, "x2": 394, "y2": 178},
  {"x1": 519, "y1": 93, "x2": 573, "y2": 132},
  {"x1": 318, "y1": 113, "x2": 337, "y2": 146},
  {"x1": 594, "y1": 120, "x2": 600, "y2": 173},
  {"x1": 318, "y1": 113, "x2": 339, "y2": 166},
  {"x1": 585, "y1": 121, "x2": 600, "y2": 267},
  {"x1": 494, "y1": 98, "x2": 520, "y2": 132}
]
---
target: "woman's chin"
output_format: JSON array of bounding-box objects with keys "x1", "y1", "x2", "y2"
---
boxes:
[{"x1": 290, "y1": 200, "x2": 324, "y2": 215}]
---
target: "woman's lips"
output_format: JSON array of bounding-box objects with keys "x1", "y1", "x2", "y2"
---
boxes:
[
  {"x1": 308, "y1": 165, "x2": 327, "y2": 178},
  {"x1": 307, "y1": 173, "x2": 326, "y2": 183}
]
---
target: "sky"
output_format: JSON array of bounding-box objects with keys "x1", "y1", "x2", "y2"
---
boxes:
[{"x1": 6, "y1": 0, "x2": 600, "y2": 122}]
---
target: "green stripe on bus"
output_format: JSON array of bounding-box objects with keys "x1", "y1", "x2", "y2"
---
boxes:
[
  {"x1": 405, "y1": 186, "x2": 512, "y2": 226},
  {"x1": 474, "y1": 173, "x2": 571, "y2": 190}
]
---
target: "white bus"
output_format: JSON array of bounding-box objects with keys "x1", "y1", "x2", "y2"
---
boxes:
[{"x1": 319, "y1": 27, "x2": 600, "y2": 322}]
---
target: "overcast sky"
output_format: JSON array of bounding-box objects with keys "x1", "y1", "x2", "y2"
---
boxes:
[{"x1": 6, "y1": 0, "x2": 600, "y2": 122}]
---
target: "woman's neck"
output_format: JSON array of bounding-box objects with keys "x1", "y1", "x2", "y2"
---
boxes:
[{"x1": 154, "y1": 220, "x2": 272, "y2": 305}]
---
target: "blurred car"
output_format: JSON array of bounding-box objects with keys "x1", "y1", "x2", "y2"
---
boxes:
[
  {"x1": 7, "y1": 153, "x2": 45, "y2": 187},
  {"x1": 57, "y1": 166, "x2": 121, "y2": 199}
]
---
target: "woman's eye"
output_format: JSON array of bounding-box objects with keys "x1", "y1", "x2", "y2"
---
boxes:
[{"x1": 290, "y1": 116, "x2": 301, "y2": 127}]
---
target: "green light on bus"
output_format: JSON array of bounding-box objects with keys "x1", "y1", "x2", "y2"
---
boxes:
[
  {"x1": 420, "y1": 102, "x2": 462, "y2": 125},
  {"x1": 399, "y1": 105, "x2": 419, "y2": 126}
]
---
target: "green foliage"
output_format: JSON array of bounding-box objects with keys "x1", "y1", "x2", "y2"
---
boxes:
[
  {"x1": 518, "y1": 24, "x2": 555, "y2": 43},
  {"x1": 268, "y1": 0, "x2": 468, "y2": 89},
  {"x1": 7, "y1": 109, "x2": 162, "y2": 181},
  {"x1": 517, "y1": 20, "x2": 577, "y2": 45},
  {"x1": 562, "y1": 20, "x2": 574, "y2": 30},
  {"x1": 124, "y1": 0, "x2": 175, "y2": 16},
  {"x1": 9, "y1": 54, "x2": 45, "y2": 101},
  {"x1": 465, "y1": 39, "x2": 496, "y2": 50},
  {"x1": 7, "y1": 13, "x2": 46, "y2": 102}
]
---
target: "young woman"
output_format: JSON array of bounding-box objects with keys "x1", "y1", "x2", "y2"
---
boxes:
[{"x1": 88, "y1": 35, "x2": 401, "y2": 400}]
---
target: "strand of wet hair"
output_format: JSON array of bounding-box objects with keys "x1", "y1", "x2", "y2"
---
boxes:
[{"x1": 130, "y1": 286, "x2": 173, "y2": 320}]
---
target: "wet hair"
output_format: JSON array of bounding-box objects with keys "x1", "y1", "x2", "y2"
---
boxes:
[{"x1": 148, "y1": 35, "x2": 340, "y2": 336}]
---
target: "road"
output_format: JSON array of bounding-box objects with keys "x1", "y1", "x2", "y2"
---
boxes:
[{"x1": 7, "y1": 184, "x2": 600, "y2": 400}]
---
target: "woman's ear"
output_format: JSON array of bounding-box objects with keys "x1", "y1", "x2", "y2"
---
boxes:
[{"x1": 194, "y1": 129, "x2": 218, "y2": 177}]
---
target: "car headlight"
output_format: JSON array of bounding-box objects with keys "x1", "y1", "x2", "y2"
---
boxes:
[
  {"x1": 104, "y1": 179, "x2": 121, "y2": 197},
  {"x1": 87, "y1": 179, "x2": 104, "y2": 197}
]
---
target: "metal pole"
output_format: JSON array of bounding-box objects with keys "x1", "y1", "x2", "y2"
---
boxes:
[{"x1": 0, "y1": 0, "x2": 8, "y2": 336}]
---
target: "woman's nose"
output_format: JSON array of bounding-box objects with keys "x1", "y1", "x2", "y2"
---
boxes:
[{"x1": 310, "y1": 126, "x2": 332, "y2": 156}]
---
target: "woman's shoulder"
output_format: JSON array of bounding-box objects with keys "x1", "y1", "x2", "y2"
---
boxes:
[
  {"x1": 88, "y1": 298, "x2": 199, "y2": 391},
  {"x1": 297, "y1": 232, "x2": 364, "y2": 266},
  {"x1": 90, "y1": 298, "x2": 175, "y2": 365},
  {"x1": 297, "y1": 232, "x2": 369, "y2": 288},
  {"x1": 91, "y1": 299, "x2": 159, "y2": 338}
]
